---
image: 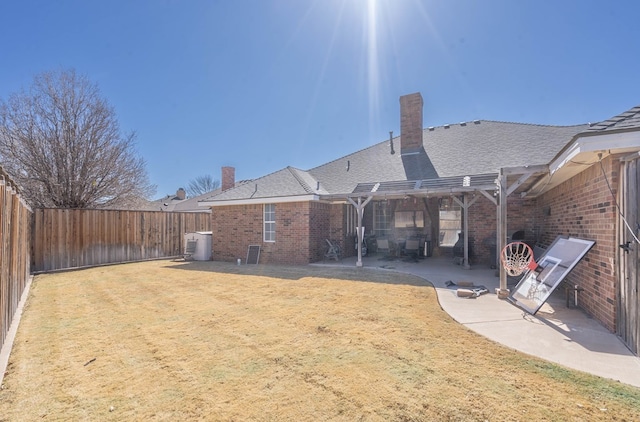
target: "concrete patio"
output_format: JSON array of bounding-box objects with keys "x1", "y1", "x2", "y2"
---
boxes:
[{"x1": 313, "y1": 252, "x2": 640, "y2": 388}]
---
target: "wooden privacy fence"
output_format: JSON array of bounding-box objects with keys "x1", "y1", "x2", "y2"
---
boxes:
[
  {"x1": 32, "y1": 209, "x2": 211, "y2": 272},
  {"x1": 0, "y1": 171, "x2": 32, "y2": 353}
]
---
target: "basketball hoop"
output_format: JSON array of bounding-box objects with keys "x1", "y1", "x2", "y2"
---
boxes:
[{"x1": 500, "y1": 242, "x2": 536, "y2": 277}]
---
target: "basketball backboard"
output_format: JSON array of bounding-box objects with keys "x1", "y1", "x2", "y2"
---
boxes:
[{"x1": 509, "y1": 236, "x2": 595, "y2": 314}]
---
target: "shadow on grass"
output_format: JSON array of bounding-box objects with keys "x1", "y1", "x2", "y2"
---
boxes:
[{"x1": 163, "y1": 259, "x2": 434, "y2": 287}]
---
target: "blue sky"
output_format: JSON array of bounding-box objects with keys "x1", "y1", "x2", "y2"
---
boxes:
[{"x1": 2, "y1": 0, "x2": 640, "y2": 199}]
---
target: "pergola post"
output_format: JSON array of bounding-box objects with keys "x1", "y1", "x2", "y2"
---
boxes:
[
  {"x1": 452, "y1": 194, "x2": 478, "y2": 270},
  {"x1": 497, "y1": 168, "x2": 509, "y2": 298},
  {"x1": 347, "y1": 196, "x2": 372, "y2": 267}
]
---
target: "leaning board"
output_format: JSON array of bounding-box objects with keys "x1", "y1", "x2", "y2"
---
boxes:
[
  {"x1": 509, "y1": 236, "x2": 595, "y2": 314},
  {"x1": 246, "y1": 245, "x2": 261, "y2": 264}
]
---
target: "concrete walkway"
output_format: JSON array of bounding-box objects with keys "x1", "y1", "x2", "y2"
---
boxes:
[{"x1": 313, "y1": 253, "x2": 640, "y2": 388}]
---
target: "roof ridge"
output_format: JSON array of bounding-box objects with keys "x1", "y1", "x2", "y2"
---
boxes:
[
  {"x1": 308, "y1": 136, "x2": 399, "y2": 172},
  {"x1": 425, "y1": 120, "x2": 588, "y2": 130},
  {"x1": 199, "y1": 167, "x2": 289, "y2": 201},
  {"x1": 287, "y1": 166, "x2": 315, "y2": 193}
]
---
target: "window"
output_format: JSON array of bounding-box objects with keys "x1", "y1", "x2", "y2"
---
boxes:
[
  {"x1": 394, "y1": 211, "x2": 424, "y2": 228},
  {"x1": 264, "y1": 204, "x2": 275, "y2": 242},
  {"x1": 373, "y1": 201, "x2": 392, "y2": 238},
  {"x1": 439, "y1": 198, "x2": 461, "y2": 246}
]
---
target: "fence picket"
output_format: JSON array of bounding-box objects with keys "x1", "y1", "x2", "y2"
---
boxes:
[
  {"x1": 31, "y1": 209, "x2": 211, "y2": 272},
  {"x1": 0, "y1": 173, "x2": 31, "y2": 353}
]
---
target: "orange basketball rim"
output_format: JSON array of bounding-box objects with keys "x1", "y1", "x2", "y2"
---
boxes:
[{"x1": 500, "y1": 241, "x2": 536, "y2": 277}]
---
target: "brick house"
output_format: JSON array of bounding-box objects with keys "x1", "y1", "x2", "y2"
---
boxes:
[
  {"x1": 534, "y1": 108, "x2": 640, "y2": 353},
  {"x1": 200, "y1": 94, "x2": 640, "y2": 353}
]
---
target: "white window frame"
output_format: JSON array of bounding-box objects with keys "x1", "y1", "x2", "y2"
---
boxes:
[
  {"x1": 263, "y1": 204, "x2": 276, "y2": 242},
  {"x1": 373, "y1": 201, "x2": 392, "y2": 238},
  {"x1": 346, "y1": 204, "x2": 357, "y2": 236}
]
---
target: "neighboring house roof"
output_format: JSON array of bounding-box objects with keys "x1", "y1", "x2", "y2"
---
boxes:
[
  {"x1": 201, "y1": 120, "x2": 587, "y2": 205},
  {"x1": 145, "y1": 190, "x2": 214, "y2": 212}
]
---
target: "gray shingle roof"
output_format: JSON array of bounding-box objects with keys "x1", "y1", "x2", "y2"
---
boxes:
[
  {"x1": 144, "y1": 190, "x2": 214, "y2": 212},
  {"x1": 586, "y1": 105, "x2": 640, "y2": 133},
  {"x1": 203, "y1": 120, "x2": 586, "y2": 202},
  {"x1": 309, "y1": 121, "x2": 586, "y2": 195},
  {"x1": 201, "y1": 166, "x2": 327, "y2": 202}
]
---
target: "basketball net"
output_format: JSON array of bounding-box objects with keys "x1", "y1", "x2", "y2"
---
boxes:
[{"x1": 501, "y1": 241, "x2": 536, "y2": 277}]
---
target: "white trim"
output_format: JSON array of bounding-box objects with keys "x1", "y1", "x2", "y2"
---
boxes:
[
  {"x1": 200, "y1": 194, "x2": 319, "y2": 207},
  {"x1": 263, "y1": 204, "x2": 276, "y2": 243},
  {"x1": 550, "y1": 131, "x2": 640, "y2": 175}
]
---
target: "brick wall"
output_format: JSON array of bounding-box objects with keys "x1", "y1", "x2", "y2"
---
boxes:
[
  {"x1": 309, "y1": 202, "x2": 332, "y2": 262},
  {"x1": 211, "y1": 201, "x2": 333, "y2": 265},
  {"x1": 400, "y1": 93, "x2": 424, "y2": 151},
  {"x1": 329, "y1": 203, "x2": 350, "y2": 257},
  {"x1": 537, "y1": 155, "x2": 619, "y2": 331},
  {"x1": 467, "y1": 195, "x2": 538, "y2": 266},
  {"x1": 221, "y1": 166, "x2": 235, "y2": 191}
]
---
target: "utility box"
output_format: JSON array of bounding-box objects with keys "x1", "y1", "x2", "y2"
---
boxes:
[{"x1": 184, "y1": 231, "x2": 212, "y2": 261}]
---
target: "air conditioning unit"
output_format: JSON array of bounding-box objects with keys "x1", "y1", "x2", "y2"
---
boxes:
[{"x1": 184, "y1": 231, "x2": 212, "y2": 261}]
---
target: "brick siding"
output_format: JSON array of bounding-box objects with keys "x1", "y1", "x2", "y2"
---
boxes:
[
  {"x1": 537, "y1": 155, "x2": 620, "y2": 331},
  {"x1": 211, "y1": 201, "x2": 334, "y2": 265},
  {"x1": 467, "y1": 195, "x2": 538, "y2": 266}
]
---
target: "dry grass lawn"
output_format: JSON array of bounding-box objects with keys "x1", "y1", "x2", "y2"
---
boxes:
[{"x1": 0, "y1": 260, "x2": 639, "y2": 421}]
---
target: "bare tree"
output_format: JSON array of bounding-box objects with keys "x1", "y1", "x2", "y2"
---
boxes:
[
  {"x1": 187, "y1": 174, "x2": 220, "y2": 197},
  {"x1": 0, "y1": 69, "x2": 155, "y2": 208}
]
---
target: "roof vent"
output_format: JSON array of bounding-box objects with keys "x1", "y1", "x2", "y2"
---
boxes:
[{"x1": 389, "y1": 131, "x2": 395, "y2": 155}]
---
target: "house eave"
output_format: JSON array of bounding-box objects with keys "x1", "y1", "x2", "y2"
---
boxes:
[
  {"x1": 200, "y1": 194, "x2": 320, "y2": 207},
  {"x1": 550, "y1": 130, "x2": 640, "y2": 176},
  {"x1": 525, "y1": 130, "x2": 640, "y2": 197}
]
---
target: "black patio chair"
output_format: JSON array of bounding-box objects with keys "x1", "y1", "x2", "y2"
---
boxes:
[{"x1": 324, "y1": 239, "x2": 342, "y2": 261}]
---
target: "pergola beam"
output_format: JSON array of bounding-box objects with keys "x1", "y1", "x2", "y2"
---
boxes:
[{"x1": 500, "y1": 164, "x2": 548, "y2": 176}]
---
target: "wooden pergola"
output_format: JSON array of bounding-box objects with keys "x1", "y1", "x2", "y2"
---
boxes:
[{"x1": 321, "y1": 165, "x2": 549, "y2": 298}]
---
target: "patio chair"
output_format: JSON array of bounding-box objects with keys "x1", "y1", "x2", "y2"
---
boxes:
[
  {"x1": 184, "y1": 239, "x2": 198, "y2": 261},
  {"x1": 376, "y1": 238, "x2": 395, "y2": 260},
  {"x1": 324, "y1": 239, "x2": 342, "y2": 261},
  {"x1": 403, "y1": 239, "x2": 420, "y2": 262}
]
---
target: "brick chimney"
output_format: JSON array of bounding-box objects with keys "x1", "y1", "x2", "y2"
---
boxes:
[
  {"x1": 400, "y1": 93, "x2": 424, "y2": 153},
  {"x1": 176, "y1": 188, "x2": 186, "y2": 200},
  {"x1": 221, "y1": 166, "x2": 235, "y2": 192}
]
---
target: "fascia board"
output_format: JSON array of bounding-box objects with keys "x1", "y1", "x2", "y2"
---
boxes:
[
  {"x1": 549, "y1": 131, "x2": 640, "y2": 175},
  {"x1": 200, "y1": 194, "x2": 320, "y2": 207}
]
